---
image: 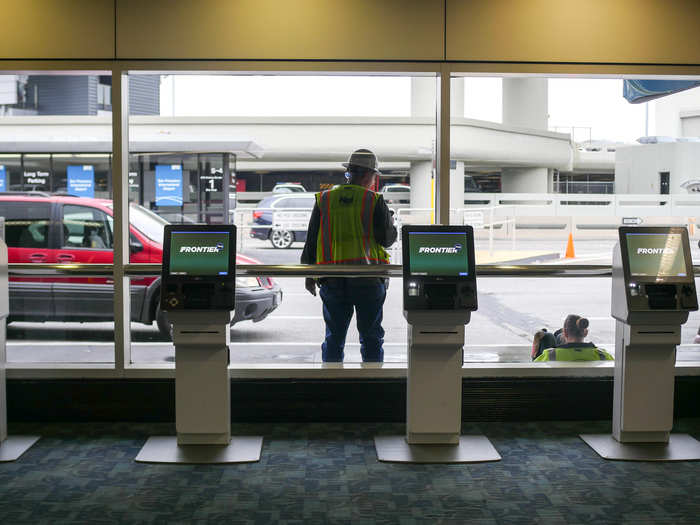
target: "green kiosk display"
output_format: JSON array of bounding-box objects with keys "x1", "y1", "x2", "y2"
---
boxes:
[
  {"x1": 374, "y1": 225, "x2": 500, "y2": 463},
  {"x1": 136, "y1": 224, "x2": 262, "y2": 464}
]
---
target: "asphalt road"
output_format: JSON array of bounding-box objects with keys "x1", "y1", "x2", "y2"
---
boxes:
[{"x1": 7, "y1": 238, "x2": 700, "y2": 364}]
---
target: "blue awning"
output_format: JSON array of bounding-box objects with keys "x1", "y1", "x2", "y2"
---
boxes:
[{"x1": 623, "y1": 79, "x2": 700, "y2": 104}]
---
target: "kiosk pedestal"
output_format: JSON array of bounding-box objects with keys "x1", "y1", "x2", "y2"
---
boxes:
[
  {"x1": 581, "y1": 227, "x2": 700, "y2": 461},
  {"x1": 136, "y1": 311, "x2": 262, "y2": 463},
  {"x1": 0, "y1": 221, "x2": 39, "y2": 462},
  {"x1": 136, "y1": 224, "x2": 262, "y2": 464},
  {"x1": 375, "y1": 226, "x2": 500, "y2": 463}
]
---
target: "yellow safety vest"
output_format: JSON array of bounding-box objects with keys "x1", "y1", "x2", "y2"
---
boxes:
[
  {"x1": 534, "y1": 345, "x2": 614, "y2": 362},
  {"x1": 315, "y1": 184, "x2": 390, "y2": 265}
]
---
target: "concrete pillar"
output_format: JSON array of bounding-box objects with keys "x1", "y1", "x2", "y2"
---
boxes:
[
  {"x1": 410, "y1": 78, "x2": 436, "y2": 211},
  {"x1": 502, "y1": 78, "x2": 548, "y2": 129},
  {"x1": 451, "y1": 77, "x2": 464, "y2": 119},
  {"x1": 409, "y1": 160, "x2": 432, "y2": 215},
  {"x1": 411, "y1": 77, "x2": 436, "y2": 118},
  {"x1": 449, "y1": 80, "x2": 465, "y2": 222},
  {"x1": 409, "y1": 78, "x2": 465, "y2": 213},
  {"x1": 411, "y1": 76, "x2": 464, "y2": 118},
  {"x1": 450, "y1": 161, "x2": 465, "y2": 215},
  {"x1": 501, "y1": 78, "x2": 549, "y2": 193},
  {"x1": 501, "y1": 168, "x2": 550, "y2": 193}
]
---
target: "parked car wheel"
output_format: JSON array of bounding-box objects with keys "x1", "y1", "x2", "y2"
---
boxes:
[{"x1": 270, "y1": 228, "x2": 294, "y2": 249}]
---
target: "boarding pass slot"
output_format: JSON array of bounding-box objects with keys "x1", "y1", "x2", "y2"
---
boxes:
[{"x1": 626, "y1": 324, "x2": 681, "y2": 346}]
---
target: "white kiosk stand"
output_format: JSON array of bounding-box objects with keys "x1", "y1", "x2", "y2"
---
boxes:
[
  {"x1": 375, "y1": 225, "x2": 500, "y2": 463},
  {"x1": 0, "y1": 218, "x2": 40, "y2": 461},
  {"x1": 136, "y1": 224, "x2": 262, "y2": 463},
  {"x1": 581, "y1": 226, "x2": 700, "y2": 461}
]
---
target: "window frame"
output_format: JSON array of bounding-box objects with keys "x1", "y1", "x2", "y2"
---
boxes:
[{"x1": 1, "y1": 60, "x2": 700, "y2": 379}]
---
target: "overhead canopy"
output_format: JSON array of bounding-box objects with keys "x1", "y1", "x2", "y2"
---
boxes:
[
  {"x1": 623, "y1": 79, "x2": 700, "y2": 104},
  {"x1": 0, "y1": 140, "x2": 263, "y2": 158}
]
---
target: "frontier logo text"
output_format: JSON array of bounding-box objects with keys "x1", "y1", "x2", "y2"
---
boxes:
[
  {"x1": 637, "y1": 248, "x2": 675, "y2": 255},
  {"x1": 180, "y1": 243, "x2": 224, "y2": 254},
  {"x1": 418, "y1": 244, "x2": 462, "y2": 254}
]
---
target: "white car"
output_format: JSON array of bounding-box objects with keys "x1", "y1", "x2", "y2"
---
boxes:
[
  {"x1": 272, "y1": 183, "x2": 307, "y2": 193},
  {"x1": 380, "y1": 184, "x2": 410, "y2": 204}
]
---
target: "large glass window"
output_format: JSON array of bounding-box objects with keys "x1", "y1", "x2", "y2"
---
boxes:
[
  {"x1": 2, "y1": 69, "x2": 698, "y2": 372},
  {"x1": 0, "y1": 73, "x2": 113, "y2": 364},
  {"x1": 451, "y1": 74, "x2": 700, "y2": 363},
  {"x1": 127, "y1": 73, "x2": 436, "y2": 365}
]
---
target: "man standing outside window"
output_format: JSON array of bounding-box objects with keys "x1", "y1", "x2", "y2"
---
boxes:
[{"x1": 301, "y1": 149, "x2": 398, "y2": 362}]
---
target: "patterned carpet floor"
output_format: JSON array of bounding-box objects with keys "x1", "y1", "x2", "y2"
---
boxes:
[{"x1": 1, "y1": 419, "x2": 699, "y2": 524}]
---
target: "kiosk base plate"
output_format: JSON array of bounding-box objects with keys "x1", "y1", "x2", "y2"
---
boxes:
[
  {"x1": 580, "y1": 433, "x2": 700, "y2": 461},
  {"x1": 374, "y1": 435, "x2": 501, "y2": 463},
  {"x1": 0, "y1": 435, "x2": 40, "y2": 462},
  {"x1": 135, "y1": 436, "x2": 263, "y2": 464}
]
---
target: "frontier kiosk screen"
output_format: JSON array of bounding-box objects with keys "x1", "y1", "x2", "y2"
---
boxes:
[
  {"x1": 408, "y1": 231, "x2": 470, "y2": 277},
  {"x1": 625, "y1": 232, "x2": 687, "y2": 279},
  {"x1": 161, "y1": 224, "x2": 237, "y2": 311},
  {"x1": 622, "y1": 228, "x2": 692, "y2": 282},
  {"x1": 168, "y1": 230, "x2": 231, "y2": 276},
  {"x1": 402, "y1": 225, "x2": 477, "y2": 311}
]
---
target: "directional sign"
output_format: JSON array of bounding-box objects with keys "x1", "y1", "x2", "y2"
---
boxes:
[
  {"x1": 155, "y1": 164, "x2": 183, "y2": 206},
  {"x1": 200, "y1": 168, "x2": 223, "y2": 193},
  {"x1": 23, "y1": 170, "x2": 49, "y2": 190},
  {"x1": 0, "y1": 165, "x2": 5, "y2": 192},
  {"x1": 67, "y1": 165, "x2": 95, "y2": 198},
  {"x1": 273, "y1": 210, "x2": 312, "y2": 230}
]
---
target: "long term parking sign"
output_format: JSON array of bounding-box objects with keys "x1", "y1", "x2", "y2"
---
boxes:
[
  {"x1": 155, "y1": 164, "x2": 183, "y2": 206},
  {"x1": 67, "y1": 165, "x2": 95, "y2": 198}
]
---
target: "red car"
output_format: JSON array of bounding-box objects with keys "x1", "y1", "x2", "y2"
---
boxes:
[{"x1": 0, "y1": 193, "x2": 282, "y2": 338}]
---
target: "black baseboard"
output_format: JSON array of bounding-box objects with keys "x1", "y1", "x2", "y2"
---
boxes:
[{"x1": 7, "y1": 376, "x2": 700, "y2": 423}]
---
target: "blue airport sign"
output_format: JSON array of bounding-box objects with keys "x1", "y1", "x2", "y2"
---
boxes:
[
  {"x1": 67, "y1": 165, "x2": 95, "y2": 198},
  {"x1": 0, "y1": 165, "x2": 5, "y2": 192},
  {"x1": 155, "y1": 164, "x2": 183, "y2": 206}
]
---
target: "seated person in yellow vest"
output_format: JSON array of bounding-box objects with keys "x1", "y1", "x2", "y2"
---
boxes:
[
  {"x1": 301, "y1": 149, "x2": 398, "y2": 362},
  {"x1": 534, "y1": 314, "x2": 613, "y2": 362}
]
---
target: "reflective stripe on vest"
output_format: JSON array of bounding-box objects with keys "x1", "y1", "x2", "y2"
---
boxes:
[
  {"x1": 318, "y1": 190, "x2": 332, "y2": 263},
  {"x1": 360, "y1": 189, "x2": 375, "y2": 262},
  {"x1": 316, "y1": 185, "x2": 389, "y2": 265}
]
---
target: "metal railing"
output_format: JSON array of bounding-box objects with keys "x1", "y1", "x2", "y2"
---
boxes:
[{"x1": 12, "y1": 263, "x2": 700, "y2": 278}]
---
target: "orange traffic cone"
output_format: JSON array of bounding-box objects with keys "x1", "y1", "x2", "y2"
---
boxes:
[{"x1": 565, "y1": 232, "x2": 575, "y2": 259}]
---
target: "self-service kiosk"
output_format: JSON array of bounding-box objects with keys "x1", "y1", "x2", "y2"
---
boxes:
[
  {"x1": 374, "y1": 225, "x2": 500, "y2": 463},
  {"x1": 136, "y1": 224, "x2": 262, "y2": 463},
  {"x1": 581, "y1": 226, "x2": 700, "y2": 460},
  {"x1": 0, "y1": 217, "x2": 40, "y2": 461}
]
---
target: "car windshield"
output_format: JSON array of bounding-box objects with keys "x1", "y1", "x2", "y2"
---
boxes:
[{"x1": 107, "y1": 203, "x2": 170, "y2": 244}]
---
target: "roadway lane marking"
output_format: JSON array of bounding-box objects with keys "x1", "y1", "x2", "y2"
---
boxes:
[
  {"x1": 549, "y1": 252, "x2": 611, "y2": 264},
  {"x1": 229, "y1": 342, "x2": 407, "y2": 346},
  {"x1": 7, "y1": 341, "x2": 114, "y2": 346},
  {"x1": 268, "y1": 315, "x2": 324, "y2": 320}
]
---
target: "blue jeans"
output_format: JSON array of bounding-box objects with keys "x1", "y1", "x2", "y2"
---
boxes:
[{"x1": 319, "y1": 279, "x2": 387, "y2": 362}]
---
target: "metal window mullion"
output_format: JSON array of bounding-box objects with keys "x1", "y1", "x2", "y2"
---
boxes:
[
  {"x1": 112, "y1": 68, "x2": 130, "y2": 374},
  {"x1": 435, "y1": 66, "x2": 451, "y2": 225}
]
